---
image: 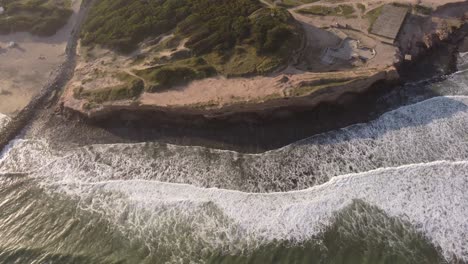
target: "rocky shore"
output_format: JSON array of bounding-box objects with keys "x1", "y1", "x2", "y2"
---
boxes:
[
  {"x1": 22, "y1": 31, "x2": 468, "y2": 153},
  {"x1": 2, "y1": 0, "x2": 468, "y2": 154}
]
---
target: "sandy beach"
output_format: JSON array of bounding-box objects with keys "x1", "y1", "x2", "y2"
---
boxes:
[{"x1": 0, "y1": 0, "x2": 81, "y2": 116}]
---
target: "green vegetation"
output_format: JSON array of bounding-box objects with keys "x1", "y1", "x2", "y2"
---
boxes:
[
  {"x1": 82, "y1": 0, "x2": 300, "y2": 56},
  {"x1": 297, "y1": 4, "x2": 355, "y2": 18},
  {"x1": 203, "y1": 45, "x2": 283, "y2": 77},
  {"x1": 357, "y1": 3, "x2": 366, "y2": 13},
  {"x1": 392, "y1": 3, "x2": 432, "y2": 16},
  {"x1": 364, "y1": 5, "x2": 383, "y2": 32},
  {"x1": 81, "y1": 0, "x2": 302, "y2": 91},
  {"x1": 391, "y1": 2, "x2": 411, "y2": 9},
  {"x1": 200, "y1": 7, "x2": 300, "y2": 77},
  {"x1": 414, "y1": 4, "x2": 433, "y2": 15},
  {"x1": 275, "y1": 0, "x2": 319, "y2": 8},
  {"x1": 81, "y1": 0, "x2": 263, "y2": 53},
  {"x1": 134, "y1": 58, "x2": 217, "y2": 92},
  {"x1": 290, "y1": 76, "x2": 358, "y2": 97},
  {"x1": 0, "y1": 0, "x2": 72, "y2": 36},
  {"x1": 74, "y1": 73, "x2": 144, "y2": 103}
]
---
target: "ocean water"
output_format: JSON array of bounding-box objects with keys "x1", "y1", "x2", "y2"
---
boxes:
[{"x1": 0, "y1": 55, "x2": 468, "y2": 263}]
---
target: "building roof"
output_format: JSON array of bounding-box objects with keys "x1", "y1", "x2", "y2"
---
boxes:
[{"x1": 371, "y1": 5, "x2": 408, "y2": 41}]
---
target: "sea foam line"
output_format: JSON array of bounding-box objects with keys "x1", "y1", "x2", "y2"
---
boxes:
[
  {"x1": 0, "y1": 96, "x2": 467, "y2": 260},
  {"x1": 2, "y1": 95, "x2": 463, "y2": 194},
  {"x1": 39, "y1": 160, "x2": 468, "y2": 262},
  {"x1": 1, "y1": 95, "x2": 468, "y2": 194}
]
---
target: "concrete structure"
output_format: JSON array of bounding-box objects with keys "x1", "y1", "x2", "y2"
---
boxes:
[
  {"x1": 321, "y1": 36, "x2": 375, "y2": 65},
  {"x1": 371, "y1": 5, "x2": 408, "y2": 41}
]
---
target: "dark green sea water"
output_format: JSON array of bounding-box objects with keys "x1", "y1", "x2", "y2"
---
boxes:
[
  {"x1": 0, "y1": 178, "x2": 446, "y2": 264},
  {"x1": 0, "y1": 52, "x2": 468, "y2": 264}
]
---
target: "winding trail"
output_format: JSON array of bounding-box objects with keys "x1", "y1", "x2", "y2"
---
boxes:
[{"x1": 0, "y1": 0, "x2": 94, "y2": 152}]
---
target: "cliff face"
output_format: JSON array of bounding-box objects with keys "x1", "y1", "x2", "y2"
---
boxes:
[
  {"x1": 62, "y1": 67, "x2": 399, "y2": 121},
  {"x1": 59, "y1": 2, "x2": 468, "y2": 122},
  {"x1": 398, "y1": 3, "x2": 468, "y2": 61},
  {"x1": 395, "y1": 4, "x2": 468, "y2": 81}
]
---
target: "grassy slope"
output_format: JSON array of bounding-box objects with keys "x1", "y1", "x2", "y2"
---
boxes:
[
  {"x1": 275, "y1": 0, "x2": 319, "y2": 8},
  {"x1": 74, "y1": 72, "x2": 144, "y2": 107},
  {"x1": 297, "y1": 4, "x2": 356, "y2": 18},
  {"x1": 0, "y1": 0, "x2": 73, "y2": 36},
  {"x1": 76, "y1": 0, "x2": 302, "y2": 102}
]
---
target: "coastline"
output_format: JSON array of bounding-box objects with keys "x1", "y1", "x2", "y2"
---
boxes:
[
  {"x1": 2, "y1": 0, "x2": 467, "y2": 154},
  {"x1": 0, "y1": 0, "x2": 94, "y2": 152},
  {"x1": 59, "y1": 1, "x2": 468, "y2": 124},
  {"x1": 37, "y1": 31, "x2": 464, "y2": 153},
  {"x1": 63, "y1": 67, "x2": 399, "y2": 122}
]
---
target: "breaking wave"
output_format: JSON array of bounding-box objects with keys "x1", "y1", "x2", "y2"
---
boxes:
[
  {"x1": 1, "y1": 55, "x2": 468, "y2": 263},
  {"x1": 0, "y1": 95, "x2": 467, "y2": 262},
  {"x1": 0, "y1": 158, "x2": 466, "y2": 262},
  {"x1": 59, "y1": 160, "x2": 466, "y2": 262},
  {"x1": 2, "y1": 96, "x2": 468, "y2": 193}
]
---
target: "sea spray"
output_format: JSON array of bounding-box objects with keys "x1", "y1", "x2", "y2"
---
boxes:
[
  {"x1": 0, "y1": 176, "x2": 447, "y2": 264},
  {"x1": 0, "y1": 75, "x2": 467, "y2": 262},
  {"x1": 3, "y1": 96, "x2": 468, "y2": 193},
  {"x1": 8, "y1": 161, "x2": 467, "y2": 263}
]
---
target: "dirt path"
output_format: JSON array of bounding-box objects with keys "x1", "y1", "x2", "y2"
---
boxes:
[{"x1": 0, "y1": 0, "x2": 95, "y2": 152}]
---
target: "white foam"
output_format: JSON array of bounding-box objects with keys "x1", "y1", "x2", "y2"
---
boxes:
[
  {"x1": 0, "y1": 113, "x2": 10, "y2": 132},
  {"x1": 0, "y1": 139, "x2": 60, "y2": 173},
  {"x1": 3, "y1": 96, "x2": 467, "y2": 193},
  {"x1": 37, "y1": 160, "x2": 468, "y2": 262},
  {"x1": 0, "y1": 95, "x2": 467, "y2": 260}
]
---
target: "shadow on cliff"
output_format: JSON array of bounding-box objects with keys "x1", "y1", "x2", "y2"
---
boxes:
[
  {"x1": 87, "y1": 72, "x2": 464, "y2": 153},
  {"x1": 292, "y1": 95, "x2": 467, "y2": 148},
  {"x1": 51, "y1": 22, "x2": 468, "y2": 153}
]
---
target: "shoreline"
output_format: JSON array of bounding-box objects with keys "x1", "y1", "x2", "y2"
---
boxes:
[
  {"x1": 0, "y1": 0, "x2": 94, "y2": 152},
  {"x1": 41, "y1": 71, "x2": 451, "y2": 153},
  {"x1": 63, "y1": 67, "x2": 399, "y2": 124},
  {"x1": 35, "y1": 35, "x2": 463, "y2": 153},
  {"x1": 1, "y1": 0, "x2": 467, "y2": 154},
  {"x1": 59, "y1": 1, "x2": 468, "y2": 125}
]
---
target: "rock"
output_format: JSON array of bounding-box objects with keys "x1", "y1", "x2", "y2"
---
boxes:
[
  {"x1": 277, "y1": 75, "x2": 290, "y2": 83},
  {"x1": 0, "y1": 89, "x2": 12, "y2": 96},
  {"x1": 7, "y1": 42, "x2": 16, "y2": 48},
  {"x1": 459, "y1": 37, "x2": 468, "y2": 53}
]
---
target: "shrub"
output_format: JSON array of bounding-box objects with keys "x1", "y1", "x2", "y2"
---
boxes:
[
  {"x1": 81, "y1": 0, "x2": 299, "y2": 58},
  {"x1": 0, "y1": 0, "x2": 72, "y2": 36},
  {"x1": 297, "y1": 5, "x2": 355, "y2": 17},
  {"x1": 74, "y1": 77, "x2": 144, "y2": 103},
  {"x1": 140, "y1": 62, "x2": 217, "y2": 92},
  {"x1": 414, "y1": 4, "x2": 432, "y2": 15}
]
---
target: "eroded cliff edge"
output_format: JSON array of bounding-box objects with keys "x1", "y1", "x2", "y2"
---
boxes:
[{"x1": 59, "y1": 0, "x2": 468, "y2": 122}]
